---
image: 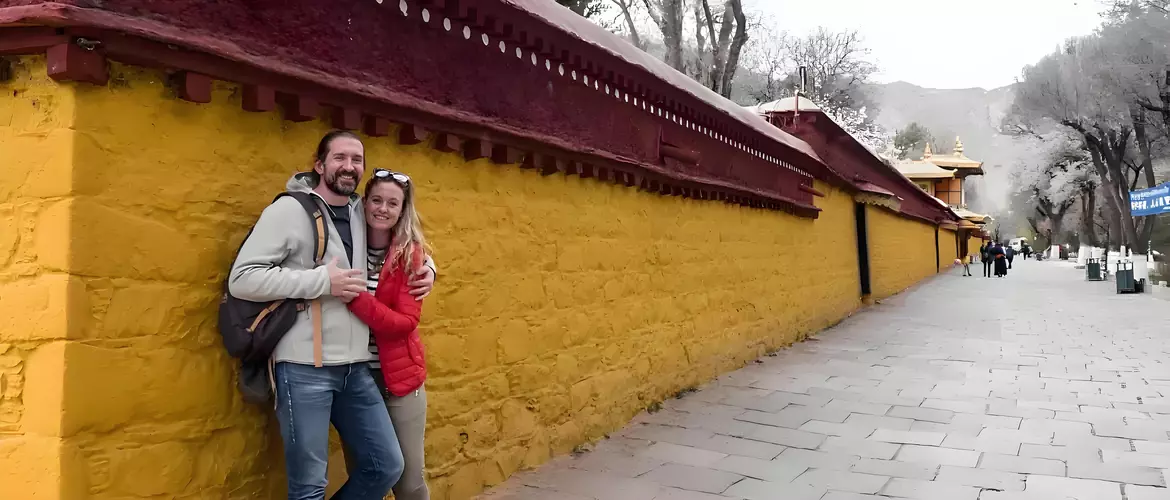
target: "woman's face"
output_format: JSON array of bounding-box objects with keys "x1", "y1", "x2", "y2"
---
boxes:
[{"x1": 365, "y1": 181, "x2": 405, "y2": 232}]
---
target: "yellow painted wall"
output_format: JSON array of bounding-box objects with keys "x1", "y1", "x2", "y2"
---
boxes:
[
  {"x1": 969, "y1": 236, "x2": 984, "y2": 261},
  {"x1": 939, "y1": 229, "x2": 959, "y2": 269},
  {"x1": 1, "y1": 57, "x2": 949, "y2": 500},
  {"x1": 866, "y1": 206, "x2": 939, "y2": 300},
  {"x1": 0, "y1": 57, "x2": 87, "y2": 500}
]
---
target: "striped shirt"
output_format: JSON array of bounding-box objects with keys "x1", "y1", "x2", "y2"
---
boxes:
[{"x1": 366, "y1": 246, "x2": 387, "y2": 371}]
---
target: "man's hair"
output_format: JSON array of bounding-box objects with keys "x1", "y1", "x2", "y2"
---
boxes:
[{"x1": 309, "y1": 130, "x2": 363, "y2": 183}]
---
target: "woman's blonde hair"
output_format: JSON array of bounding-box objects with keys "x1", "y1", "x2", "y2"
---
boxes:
[{"x1": 365, "y1": 171, "x2": 432, "y2": 272}]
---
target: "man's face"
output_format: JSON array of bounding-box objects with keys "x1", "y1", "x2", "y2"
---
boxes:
[{"x1": 316, "y1": 137, "x2": 365, "y2": 197}]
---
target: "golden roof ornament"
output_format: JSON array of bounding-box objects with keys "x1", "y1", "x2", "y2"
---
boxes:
[
  {"x1": 922, "y1": 142, "x2": 933, "y2": 159},
  {"x1": 954, "y1": 137, "x2": 964, "y2": 156}
]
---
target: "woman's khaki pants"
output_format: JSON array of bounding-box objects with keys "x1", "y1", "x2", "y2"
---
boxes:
[{"x1": 344, "y1": 384, "x2": 430, "y2": 500}]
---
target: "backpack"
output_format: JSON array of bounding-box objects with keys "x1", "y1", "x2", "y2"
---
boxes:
[{"x1": 219, "y1": 191, "x2": 329, "y2": 404}]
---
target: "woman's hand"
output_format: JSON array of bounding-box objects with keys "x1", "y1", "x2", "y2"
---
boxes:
[{"x1": 407, "y1": 264, "x2": 435, "y2": 300}]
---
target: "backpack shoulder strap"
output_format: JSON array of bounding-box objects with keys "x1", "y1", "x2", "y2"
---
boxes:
[
  {"x1": 274, "y1": 191, "x2": 329, "y2": 368},
  {"x1": 274, "y1": 191, "x2": 330, "y2": 265}
]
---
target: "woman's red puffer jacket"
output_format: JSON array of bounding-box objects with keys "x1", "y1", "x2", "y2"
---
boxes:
[{"x1": 346, "y1": 247, "x2": 426, "y2": 397}]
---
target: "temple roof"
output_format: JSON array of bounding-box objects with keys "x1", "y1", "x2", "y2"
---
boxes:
[
  {"x1": 923, "y1": 138, "x2": 984, "y2": 172},
  {"x1": 745, "y1": 96, "x2": 823, "y2": 114},
  {"x1": 895, "y1": 160, "x2": 955, "y2": 179},
  {"x1": 952, "y1": 207, "x2": 992, "y2": 223}
]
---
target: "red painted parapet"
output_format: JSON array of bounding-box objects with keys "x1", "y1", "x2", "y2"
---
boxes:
[{"x1": 0, "y1": 0, "x2": 824, "y2": 215}]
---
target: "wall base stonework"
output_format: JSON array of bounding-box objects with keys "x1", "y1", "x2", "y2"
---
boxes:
[{"x1": 2, "y1": 57, "x2": 956, "y2": 499}]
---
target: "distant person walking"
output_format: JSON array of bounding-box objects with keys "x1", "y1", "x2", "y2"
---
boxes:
[
  {"x1": 981, "y1": 242, "x2": 993, "y2": 278},
  {"x1": 992, "y1": 242, "x2": 1008, "y2": 277},
  {"x1": 1005, "y1": 245, "x2": 1016, "y2": 269}
]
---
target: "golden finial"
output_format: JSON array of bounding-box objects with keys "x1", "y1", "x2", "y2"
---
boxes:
[
  {"x1": 955, "y1": 136, "x2": 964, "y2": 156},
  {"x1": 922, "y1": 142, "x2": 933, "y2": 159}
]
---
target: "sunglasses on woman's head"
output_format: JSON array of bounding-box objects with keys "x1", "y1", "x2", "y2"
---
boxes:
[{"x1": 373, "y1": 169, "x2": 411, "y2": 185}]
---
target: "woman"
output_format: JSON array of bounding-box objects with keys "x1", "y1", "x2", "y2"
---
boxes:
[
  {"x1": 992, "y1": 242, "x2": 1008, "y2": 277},
  {"x1": 346, "y1": 168, "x2": 432, "y2": 500}
]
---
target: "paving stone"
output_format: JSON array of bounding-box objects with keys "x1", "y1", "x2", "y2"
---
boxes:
[
  {"x1": 824, "y1": 399, "x2": 892, "y2": 416},
  {"x1": 1051, "y1": 431, "x2": 1133, "y2": 450},
  {"x1": 845, "y1": 413, "x2": 914, "y2": 431},
  {"x1": 748, "y1": 425, "x2": 826, "y2": 450},
  {"x1": 851, "y1": 458, "x2": 938, "y2": 480},
  {"x1": 710, "y1": 455, "x2": 806, "y2": 483},
  {"x1": 1092, "y1": 422, "x2": 1170, "y2": 441},
  {"x1": 977, "y1": 427, "x2": 1053, "y2": 445},
  {"x1": 792, "y1": 468, "x2": 890, "y2": 494},
  {"x1": 869, "y1": 429, "x2": 946, "y2": 446},
  {"x1": 934, "y1": 465, "x2": 1024, "y2": 491},
  {"x1": 879, "y1": 478, "x2": 980, "y2": 500},
  {"x1": 625, "y1": 424, "x2": 717, "y2": 448},
  {"x1": 1021, "y1": 475, "x2": 1123, "y2": 499},
  {"x1": 516, "y1": 467, "x2": 665, "y2": 500},
  {"x1": 569, "y1": 450, "x2": 667, "y2": 478},
  {"x1": 699, "y1": 434, "x2": 786, "y2": 460},
  {"x1": 774, "y1": 448, "x2": 859, "y2": 471},
  {"x1": 722, "y1": 477, "x2": 826, "y2": 500},
  {"x1": 1018, "y1": 443, "x2": 1104, "y2": 463},
  {"x1": 640, "y1": 464, "x2": 743, "y2": 494},
  {"x1": 1102, "y1": 449, "x2": 1170, "y2": 469},
  {"x1": 894, "y1": 444, "x2": 980, "y2": 467},
  {"x1": 1066, "y1": 459, "x2": 1166, "y2": 486},
  {"x1": 921, "y1": 398, "x2": 986, "y2": 414},
  {"x1": 819, "y1": 436, "x2": 901, "y2": 459},
  {"x1": 886, "y1": 405, "x2": 955, "y2": 423},
  {"x1": 640, "y1": 442, "x2": 728, "y2": 467},
  {"x1": 978, "y1": 452, "x2": 1065, "y2": 476},
  {"x1": 797, "y1": 420, "x2": 876, "y2": 439},
  {"x1": 940, "y1": 434, "x2": 1021, "y2": 454},
  {"x1": 821, "y1": 493, "x2": 888, "y2": 500},
  {"x1": 652, "y1": 487, "x2": 737, "y2": 500}
]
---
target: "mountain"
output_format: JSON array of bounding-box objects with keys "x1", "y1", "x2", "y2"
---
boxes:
[{"x1": 864, "y1": 81, "x2": 1037, "y2": 214}]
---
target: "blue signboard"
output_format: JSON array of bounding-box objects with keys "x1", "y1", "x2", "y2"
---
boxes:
[{"x1": 1130, "y1": 182, "x2": 1170, "y2": 217}]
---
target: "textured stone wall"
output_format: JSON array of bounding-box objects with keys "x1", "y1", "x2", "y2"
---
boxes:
[
  {"x1": 0, "y1": 57, "x2": 85, "y2": 500},
  {"x1": 940, "y1": 229, "x2": 959, "y2": 269},
  {"x1": 2, "y1": 57, "x2": 949, "y2": 500},
  {"x1": 866, "y1": 206, "x2": 939, "y2": 300}
]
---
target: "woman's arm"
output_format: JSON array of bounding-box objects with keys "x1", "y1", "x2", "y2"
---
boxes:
[{"x1": 346, "y1": 275, "x2": 423, "y2": 340}]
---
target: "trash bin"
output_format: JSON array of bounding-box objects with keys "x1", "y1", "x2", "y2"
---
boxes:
[
  {"x1": 1086, "y1": 259, "x2": 1103, "y2": 281},
  {"x1": 1117, "y1": 261, "x2": 1138, "y2": 294}
]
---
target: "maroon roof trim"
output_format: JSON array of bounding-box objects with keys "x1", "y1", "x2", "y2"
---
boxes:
[{"x1": 0, "y1": 0, "x2": 827, "y2": 216}]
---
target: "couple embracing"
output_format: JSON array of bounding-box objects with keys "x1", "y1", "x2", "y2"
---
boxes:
[{"x1": 229, "y1": 130, "x2": 436, "y2": 499}]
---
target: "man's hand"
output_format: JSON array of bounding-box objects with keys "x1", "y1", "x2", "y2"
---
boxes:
[
  {"x1": 407, "y1": 264, "x2": 435, "y2": 301},
  {"x1": 327, "y1": 257, "x2": 365, "y2": 303}
]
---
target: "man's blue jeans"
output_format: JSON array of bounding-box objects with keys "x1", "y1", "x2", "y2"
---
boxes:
[{"x1": 274, "y1": 362, "x2": 403, "y2": 500}]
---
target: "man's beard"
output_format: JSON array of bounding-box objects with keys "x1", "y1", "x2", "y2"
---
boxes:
[{"x1": 325, "y1": 170, "x2": 359, "y2": 196}]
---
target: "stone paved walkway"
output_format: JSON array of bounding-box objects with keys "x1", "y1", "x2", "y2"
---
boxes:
[{"x1": 477, "y1": 260, "x2": 1170, "y2": 500}]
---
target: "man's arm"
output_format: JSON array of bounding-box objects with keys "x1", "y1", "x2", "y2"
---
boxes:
[{"x1": 228, "y1": 199, "x2": 331, "y2": 302}]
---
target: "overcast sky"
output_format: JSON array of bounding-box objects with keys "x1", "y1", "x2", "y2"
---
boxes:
[{"x1": 749, "y1": 0, "x2": 1108, "y2": 90}]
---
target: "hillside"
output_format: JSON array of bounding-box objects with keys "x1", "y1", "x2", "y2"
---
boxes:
[{"x1": 864, "y1": 81, "x2": 1039, "y2": 214}]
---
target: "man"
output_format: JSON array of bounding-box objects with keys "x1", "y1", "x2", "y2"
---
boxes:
[
  {"x1": 981, "y1": 242, "x2": 993, "y2": 278},
  {"x1": 1005, "y1": 244, "x2": 1016, "y2": 270},
  {"x1": 229, "y1": 130, "x2": 436, "y2": 500}
]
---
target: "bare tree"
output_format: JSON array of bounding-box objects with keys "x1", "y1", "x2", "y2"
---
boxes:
[
  {"x1": 1007, "y1": 33, "x2": 1158, "y2": 254},
  {"x1": 779, "y1": 28, "x2": 878, "y2": 117},
  {"x1": 557, "y1": 0, "x2": 608, "y2": 17}
]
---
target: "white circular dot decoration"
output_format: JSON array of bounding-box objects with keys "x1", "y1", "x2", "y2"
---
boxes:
[
  {"x1": 499, "y1": 41, "x2": 506, "y2": 52},
  {"x1": 571, "y1": 70, "x2": 577, "y2": 80},
  {"x1": 545, "y1": 60, "x2": 551, "y2": 70},
  {"x1": 530, "y1": 53, "x2": 537, "y2": 65},
  {"x1": 516, "y1": 47, "x2": 523, "y2": 58},
  {"x1": 625, "y1": 94, "x2": 629, "y2": 102},
  {"x1": 422, "y1": 8, "x2": 430, "y2": 22},
  {"x1": 558, "y1": 64, "x2": 565, "y2": 76},
  {"x1": 399, "y1": 0, "x2": 408, "y2": 15},
  {"x1": 605, "y1": 85, "x2": 610, "y2": 94},
  {"x1": 593, "y1": 81, "x2": 598, "y2": 89},
  {"x1": 482, "y1": 34, "x2": 489, "y2": 45},
  {"x1": 443, "y1": 18, "x2": 451, "y2": 31},
  {"x1": 462, "y1": 26, "x2": 471, "y2": 39},
  {"x1": 584, "y1": 75, "x2": 589, "y2": 85},
  {"x1": 377, "y1": 0, "x2": 383, "y2": 3}
]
